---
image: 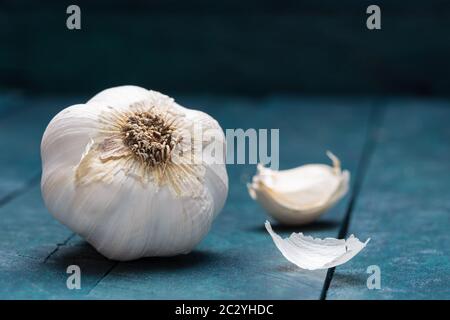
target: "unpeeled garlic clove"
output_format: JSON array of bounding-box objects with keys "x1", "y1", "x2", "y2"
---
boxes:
[{"x1": 248, "y1": 152, "x2": 350, "y2": 225}]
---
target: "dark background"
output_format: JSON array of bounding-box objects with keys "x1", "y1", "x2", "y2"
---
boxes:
[{"x1": 1, "y1": 0, "x2": 450, "y2": 97}]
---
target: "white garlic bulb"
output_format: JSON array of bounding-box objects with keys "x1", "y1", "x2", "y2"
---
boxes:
[
  {"x1": 41, "y1": 86, "x2": 228, "y2": 261},
  {"x1": 248, "y1": 152, "x2": 349, "y2": 225}
]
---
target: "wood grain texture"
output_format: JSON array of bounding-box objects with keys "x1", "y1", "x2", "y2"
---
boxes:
[
  {"x1": 326, "y1": 99, "x2": 450, "y2": 299},
  {"x1": 0, "y1": 96, "x2": 372, "y2": 299},
  {"x1": 0, "y1": 188, "x2": 114, "y2": 299}
]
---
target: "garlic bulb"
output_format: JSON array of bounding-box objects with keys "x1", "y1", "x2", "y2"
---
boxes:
[
  {"x1": 265, "y1": 221, "x2": 369, "y2": 270},
  {"x1": 41, "y1": 86, "x2": 228, "y2": 261},
  {"x1": 248, "y1": 152, "x2": 349, "y2": 225}
]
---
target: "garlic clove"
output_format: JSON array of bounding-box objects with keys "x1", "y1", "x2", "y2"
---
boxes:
[
  {"x1": 87, "y1": 85, "x2": 153, "y2": 111},
  {"x1": 186, "y1": 109, "x2": 228, "y2": 216},
  {"x1": 41, "y1": 104, "x2": 106, "y2": 170},
  {"x1": 265, "y1": 221, "x2": 370, "y2": 270},
  {"x1": 248, "y1": 152, "x2": 350, "y2": 225}
]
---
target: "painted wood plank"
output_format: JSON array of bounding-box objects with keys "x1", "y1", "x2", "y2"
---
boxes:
[
  {"x1": 0, "y1": 96, "x2": 372, "y2": 299},
  {"x1": 0, "y1": 96, "x2": 81, "y2": 199},
  {"x1": 0, "y1": 186, "x2": 114, "y2": 299},
  {"x1": 86, "y1": 97, "x2": 372, "y2": 299},
  {"x1": 326, "y1": 99, "x2": 450, "y2": 299},
  {"x1": 0, "y1": 95, "x2": 117, "y2": 299}
]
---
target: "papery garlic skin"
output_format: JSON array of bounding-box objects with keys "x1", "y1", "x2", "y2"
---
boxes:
[
  {"x1": 41, "y1": 86, "x2": 228, "y2": 261},
  {"x1": 265, "y1": 221, "x2": 369, "y2": 270},
  {"x1": 248, "y1": 152, "x2": 349, "y2": 225}
]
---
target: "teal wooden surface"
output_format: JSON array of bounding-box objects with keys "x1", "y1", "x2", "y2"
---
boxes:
[
  {"x1": 327, "y1": 99, "x2": 450, "y2": 299},
  {"x1": 0, "y1": 95, "x2": 372, "y2": 299},
  {"x1": 0, "y1": 95, "x2": 448, "y2": 299},
  {"x1": 0, "y1": 96, "x2": 80, "y2": 199},
  {"x1": 0, "y1": 190, "x2": 113, "y2": 299}
]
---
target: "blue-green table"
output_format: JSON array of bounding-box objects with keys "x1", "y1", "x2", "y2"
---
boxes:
[{"x1": 0, "y1": 94, "x2": 448, "y2": 299}]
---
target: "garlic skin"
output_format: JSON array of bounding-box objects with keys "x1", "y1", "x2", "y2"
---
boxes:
[
  {"x1": 248, "y1": 152, "x2": 349, "y2": 225},
  {"x1": 41, "y1": 86, "x2": 228, "y2": 261},
  {"x1": 265, "y1": 221, "x2": 369, "y2": 270}
]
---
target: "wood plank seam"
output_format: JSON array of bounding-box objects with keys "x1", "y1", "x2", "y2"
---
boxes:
[
  {"x1": 87, "y1": 262, "x2": 119, "y2": 295},
  {"x1": 325, "y1": 101, "x2": 450, "y2": 299},
  {"x1": 43, "y1": 233, "x2": 76, "y2": 263},
  {"x1": 320, "y1": 102, "x2": 387, "y2": 300}
]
